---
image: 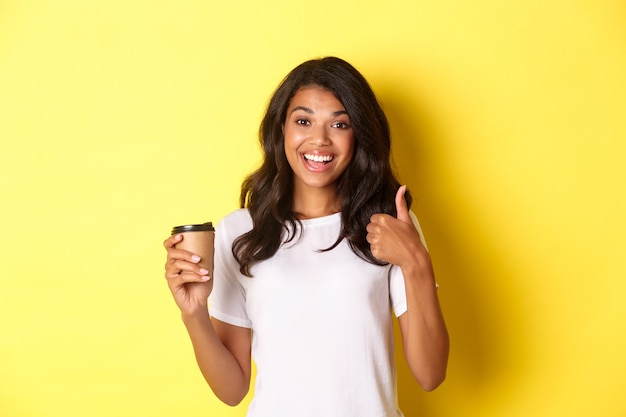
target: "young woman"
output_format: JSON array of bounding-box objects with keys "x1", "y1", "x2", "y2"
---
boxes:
[{"x1": 163, "y1": 56, "x2": 449, "y2": 417}]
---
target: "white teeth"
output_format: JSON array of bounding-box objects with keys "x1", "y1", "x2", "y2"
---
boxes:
[{"x1": 304, "y1": 153, "x2": 333, "y2": 163}]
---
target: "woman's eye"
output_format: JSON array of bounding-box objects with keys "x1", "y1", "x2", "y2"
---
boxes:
[
  {"x1": 295, "y1": 119, "x2": 310, "y2": 126},
  {"x1": 332, "y1": 121, "x2": 350, "y2": 129}
]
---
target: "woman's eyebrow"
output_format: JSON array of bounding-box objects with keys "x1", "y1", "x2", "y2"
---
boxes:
[
  {"x1": 290, "y1": 105, "x2": 314, "y2": 114},
  {"x1": 290, "y1": 106, "x2": 348, "y2": 117}
]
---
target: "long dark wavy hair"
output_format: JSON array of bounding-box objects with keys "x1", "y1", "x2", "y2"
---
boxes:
[{"x1": 232, "y1": 56, "x2": 412, "y2": 276}]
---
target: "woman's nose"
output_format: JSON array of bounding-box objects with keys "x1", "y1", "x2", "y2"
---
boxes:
[{"x1": 308, "y1": 125, "x2": 331, "y2": 146}]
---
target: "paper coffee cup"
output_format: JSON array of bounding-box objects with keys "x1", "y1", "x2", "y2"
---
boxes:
[{"x1": 171, "y1": 222, "x2": 215, "y2": 273}]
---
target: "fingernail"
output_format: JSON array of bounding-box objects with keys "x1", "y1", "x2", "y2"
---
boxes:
[
  {"x1": 191, "y1": 255, "x2": 201, "y2": 262},
  {"x1": 201, "y1": 275, "x2": 211, "y2": 281},
  {"x1": 199, "y1": 268, "x2": 209, "y2": 275}
]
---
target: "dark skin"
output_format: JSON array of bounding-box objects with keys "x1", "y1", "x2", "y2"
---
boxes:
[
  {"x1": 367, "y1": 185, "x2": 449, "y2": 390},
  {"x1": 164, "y1": 87, "x2": 448, "y2": 405}
]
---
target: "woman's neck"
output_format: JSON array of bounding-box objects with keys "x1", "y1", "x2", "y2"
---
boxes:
[{"x1": 291, "y1": 186, "x2": 340, "y2": 220}]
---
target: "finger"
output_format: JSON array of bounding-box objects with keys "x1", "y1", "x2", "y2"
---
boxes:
[
  {"x1": 366, "y1": 221, "x2": 378, "y2": 234},
  {"x1": 163, "y1": 233, "x2": 183, "y2": 249},
  {"x1": 395, "y1": 185, "x2": 411, "y2": 224},
  {"x1": 167, "y1": 270, "x2": 211, "y2": 283},
  {"x1": 168, "y1": 258, "x2": 208, "y2": 276},
  {"x1": 167, "y1": 247, "x2": 202, "y2": 264},
  {"x1": 369, "y1": 213, "x2": 386, "y2": 225},
  {"x1": 165, "y1": 260, "x2": 210, "y2": 280},
  {"x1": 179, "y1": 270, "x2": 211, "y2": 281}
]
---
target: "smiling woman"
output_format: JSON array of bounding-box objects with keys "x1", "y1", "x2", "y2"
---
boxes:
[
  {"x1": 283, "y1": 87, "x2": 355, "y2": 216},
  {"x1": 163, "y1": 57, "x2": 448, "y2": 417}
]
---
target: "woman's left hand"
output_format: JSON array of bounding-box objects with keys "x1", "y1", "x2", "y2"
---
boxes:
[{"x1": 366, "y1": 186, "x2": 432, "y2": 273}]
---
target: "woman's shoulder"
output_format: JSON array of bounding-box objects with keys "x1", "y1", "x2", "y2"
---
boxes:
[{"x1": 216, "y1": 208, "x2": 253, "y2": 236}]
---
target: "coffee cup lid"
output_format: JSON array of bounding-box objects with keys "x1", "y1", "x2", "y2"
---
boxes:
[{"x1": 171, "y1": 222, "x2": 214, "y2": 235}]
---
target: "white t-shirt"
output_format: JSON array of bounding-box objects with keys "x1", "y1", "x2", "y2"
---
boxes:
[{"x1": 209, "y1": 209, "x2": 426, "y2": 417}]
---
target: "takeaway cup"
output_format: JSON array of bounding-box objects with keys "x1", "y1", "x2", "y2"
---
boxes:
[{"x1": 171, "y1": 222, "x2": 215, "y2": 273}]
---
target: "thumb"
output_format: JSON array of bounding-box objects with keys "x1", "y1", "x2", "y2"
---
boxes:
[{"x1": 395, "y1": 185, "x2": 411, "y2": 224}]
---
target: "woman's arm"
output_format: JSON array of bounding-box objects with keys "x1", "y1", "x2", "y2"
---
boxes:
[
  {"x1": 182, "y1": 313, "x2": 252, "y2": 405},
  {"x1": 164, "y1": 234, "x2": 252, "y2": 405},
  {"x1": 396, "y1": 261, "x2": 449, "y2": 391},
  {"x1": 366, "y1": 186, "x2": 449, "y2": 390}
]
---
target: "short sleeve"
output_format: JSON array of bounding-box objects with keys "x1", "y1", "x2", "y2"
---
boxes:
[
  {"x1": 389, "y1": 211, "x2": 437, "y2": 317},
  {"x1": 389, "y1": 265, "x2": 408, "y2": 317},
  {"x1": 208, "y1": 218, "x2": 252, "y2": 328},
  {"x1": 409, "y1": 210, "x2": 428, "y2": 250}
]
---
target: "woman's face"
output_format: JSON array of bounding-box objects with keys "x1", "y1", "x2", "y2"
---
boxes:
[{"x1": 282, "y1": 86, "x2": 354, "y2": 195}]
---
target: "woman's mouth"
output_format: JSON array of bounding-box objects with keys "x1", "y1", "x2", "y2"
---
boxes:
[
  {"x1": 302, "y1": 153, "x2": 334, "y2": 171},
  {"x1": 304, "y1": 153, "x2": 334, "y2": 163}
]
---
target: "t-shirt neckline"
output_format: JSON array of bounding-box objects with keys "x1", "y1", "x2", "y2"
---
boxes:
[{"x1": 298, "y1": 212, "x2": 341, "y2": 226}]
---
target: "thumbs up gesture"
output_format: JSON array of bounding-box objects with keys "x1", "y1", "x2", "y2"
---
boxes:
[{"x1": 366, "y1": 185, "x2": 430, "y2": 270}]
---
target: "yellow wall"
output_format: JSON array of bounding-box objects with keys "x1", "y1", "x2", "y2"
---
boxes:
[{"x1": 1, "y1": 1, "x2": 625, "y2": 416}]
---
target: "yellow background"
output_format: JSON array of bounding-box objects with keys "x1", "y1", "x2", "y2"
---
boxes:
[{"x1": 1, "y1": 1, "x2": 625, "y2": 416}]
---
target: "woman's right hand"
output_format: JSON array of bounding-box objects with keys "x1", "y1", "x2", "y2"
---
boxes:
[{"x1": 163, "y1": 234, "x2": 213, "y2": 316}]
